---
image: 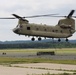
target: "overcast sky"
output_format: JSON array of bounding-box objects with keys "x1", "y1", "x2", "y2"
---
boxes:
[{"x1": 0, "y1": 0, "x2": 76, "y2": 41}]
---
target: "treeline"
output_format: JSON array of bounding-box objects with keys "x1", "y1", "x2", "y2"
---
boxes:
[{"x1": 0, "y1": 41, "x2": 76, "y2": 49}]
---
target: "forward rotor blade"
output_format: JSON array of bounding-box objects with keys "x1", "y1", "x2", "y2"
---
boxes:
[
  {"x1": 47, "y1": 16, "x2": 67, "y2": 17},
  {"x1": 0, "y1": 13, "x2": 58, "y2": 19},
  {"x1": 12, "y1": 14, "x2": 29, "y2": 22},
  {"x1": 0, "y1": 11, "x2": 75, "y2": 19},
  {"x1": 12, "y1": 14, "x2": 23, "y2": 19},
  {"x1": 24, "y1": 14, "x2": 58, "y2": 18},
  {"x1": 0, "y1": 15, "x2": 76, "y2": 19},
  {"x1": 0, "y1": 17, "x2": 15, "y2": 19}
]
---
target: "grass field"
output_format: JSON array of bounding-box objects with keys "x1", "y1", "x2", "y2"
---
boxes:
[
  {"x1": 0, "y1": 48, "x2": 76, "y2": 54},
  {"x1": 0, "y1": 48, "x2": 76, "y2": 64},
  {"x1": 38, "y1": 73, "x2": 76, "y2": 75},
  {"x1": 0, "y1": 57, "x2": 76, "y2": 65}
]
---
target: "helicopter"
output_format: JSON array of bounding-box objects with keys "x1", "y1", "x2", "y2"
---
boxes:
[{"x1": 0, "y1": 10, "x2": 76, "y2": 42}]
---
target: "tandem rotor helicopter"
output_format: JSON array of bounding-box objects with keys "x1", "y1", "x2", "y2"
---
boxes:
[{"x1": 0, "y1": 10, "x2": 76, "y2": 42}]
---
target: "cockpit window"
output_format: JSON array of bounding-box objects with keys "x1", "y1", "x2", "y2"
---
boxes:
[
  {"x1": 16, "y1": 25, "x2": 19, "y2": 27},
  {"x1": 16, "y1": 24, "x2": 22, "y2": 28},
  {"x1": 16, "y1": 24, "x2": 20, "y2": 28},
  {"x1": 58, "y1": 21, "x2": 60, "y2": 25}
]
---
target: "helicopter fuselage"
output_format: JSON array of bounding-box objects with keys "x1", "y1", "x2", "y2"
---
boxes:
[
  {"x1": 13, "y1": 23, "x2": 72, "y2": 39},
  {"x1": 12, "y1": 10, "x2": 76, "y2": 41}
]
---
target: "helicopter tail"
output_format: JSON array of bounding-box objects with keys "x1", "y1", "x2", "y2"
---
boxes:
[{"x1": 57, "y1": 10, "x2": 75, "y2": 34}]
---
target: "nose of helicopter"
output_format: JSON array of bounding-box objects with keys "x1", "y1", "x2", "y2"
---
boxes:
[{"x1": 13, "y1": 28, "x2": 19, "y2": 34}]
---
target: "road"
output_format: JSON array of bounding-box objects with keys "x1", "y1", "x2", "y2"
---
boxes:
[{"x1": 0, "y1": 63, "x2": 75, "y2": 75}]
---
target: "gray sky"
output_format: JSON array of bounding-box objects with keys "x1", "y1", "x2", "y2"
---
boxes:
[{"x1": 0, "y1": 0, "x2": 76, "y2": 41}]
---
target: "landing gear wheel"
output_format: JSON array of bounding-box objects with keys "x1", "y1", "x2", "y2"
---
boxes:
[
  {"x1": 58, "y1": 38, "x2": 61, "y2": 42},
  {"x1": 66, "y1": 38, "x2": 68, "y2": 42},
  {"x1": 31, "y1": 37, "x2": 35, "y2": 41},
  {"x1": 38, "y1": 37, "x2": 41, "y2": 41}
]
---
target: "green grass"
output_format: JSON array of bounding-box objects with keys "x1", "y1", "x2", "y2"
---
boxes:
[
  {"x1": 0, "y1": 48, "x2": 76, "y2": 64},
  {"x1": 0, "y1": 48, "x2": 76, "y2": 54},
  {"x1": 39, "y1": 73, "x2": 75, "y2": 75},
  {"x1": 0, "y1": 57, "x2": 76, "y2": 65}
]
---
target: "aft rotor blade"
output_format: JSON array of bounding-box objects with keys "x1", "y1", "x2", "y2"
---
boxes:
[
  {"x1": 67, "y1": 10, "x2": 75, "y2": 18},
  {"x1": 47, "y1": 15, "x2": 76, "y2": 18},
  {"x1": 73, "y1": 16, "x2": 76, "y2": 18},
  {"x1": 49, "y1": 10, "x2": 75, "y2": 18}
]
